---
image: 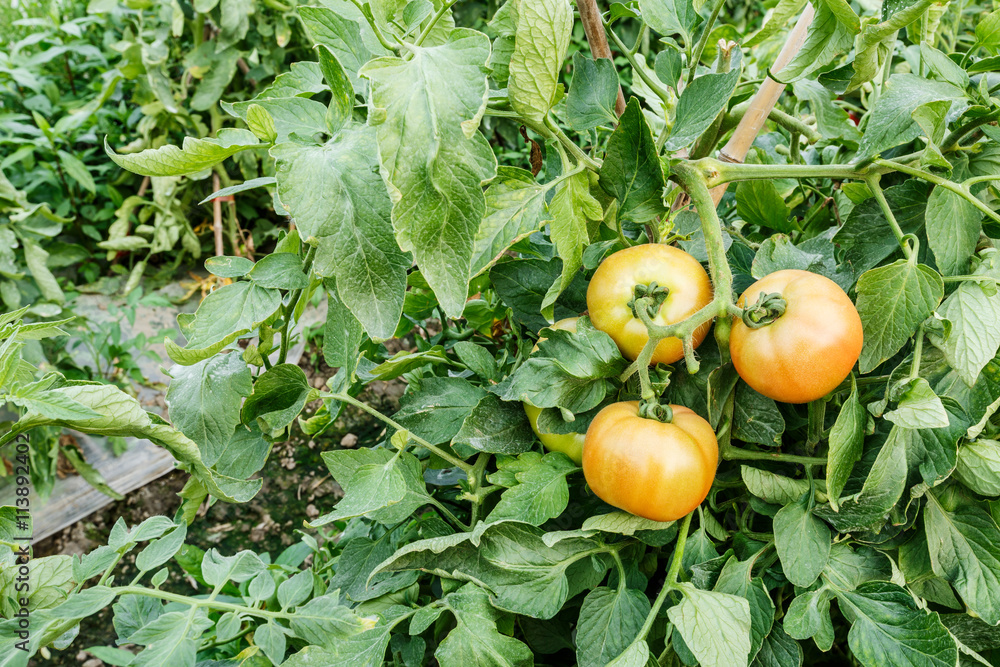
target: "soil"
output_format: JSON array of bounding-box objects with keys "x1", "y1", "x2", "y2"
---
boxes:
[{"x1": 31, "y1": 343, "x2": 406, "y2": 666}]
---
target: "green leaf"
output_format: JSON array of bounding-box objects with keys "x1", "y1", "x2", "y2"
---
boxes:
[
  {"x1": 316, "y1": 448, "x2": 432, "y2": 527},
  {"x1": 741, "y1": 466, "x2": 828, "y2": 506},
  {"x1": 287, "y1": 594, "x2": 369, "y2": 646},
  {"x1": 567, "y1": 52, "x2": 620, "y2": 131},
  {"x1": 856, "y1": 74, "x2": 965, "y2": 159},
  {"x1": 924, "y1": 498, "x2": 1000, "y2": 625},
  {"x1": 976, "y1": 9, "x2": 1000, "y2": 48},
  {"x1": 453, "y1": 340, "x2": 499, "y2": 382},
  {"x1": 884, "y1": 377, "x2": 949, "y2": 429},
  {"x1": 752, "y1": 622, "x2": 803, "y2": 667},
  {"x1": 732, "y1": 382, "x2": 785, "y2": 446},
  {"x1": 323, "y1": 276, "x2": 364, "y2": 369},
  {"x1": 57, "y1": 150, "x2": 96, "y2": 193},
  {"x1": 490, "y1": 257, "x2": 588, "y2": 331},
  {"x1": 316, "y1": 44, "x2": 355, "y2": 134},
  {"x1": 581, "y1": 511, "x2": 675, "y2": 536},
  {"x1": 929, "y1": 258, "x2": 1000, "y2": 385},
  {"x1": 816, "y1": 424, "x2": 908, "y2": 532},
  {"x1": 599, "y1": 98, "x2": 668, "y2": 222},
  {"x1": 434, "y1": 585, "x2": 534, "y2": 667},
  {"x1": 639, "y1": 0, "x2": 700, "y2": 43},
  {"x1": 575, "y1": 586, "x2": 650, "y2": 667},
  {"x1": 374, "y1": 521, "x2": 605, "y2": 619},
  {"x1": 667, "y1": 583, "x2": 752, "y2": 667},
  {"x1": 827, "y1": 377, "x2": 866, "y2": 510},
  {"x1": 274, "y1": 126, "x2": 408, "y2": 341},
  {"x1": 23, "y1": 240, "x2": 64, "y2": 304},
  {"x1": 104, "y1": 129, "x2": 261, "y2": 177},
  {"x1": 836, "y1": 581, "x2": 958, "y2": 667},
  {"x1": 165, "y1": 352, "x2": 252, "y2": 462},
  {"x1": 298, "y1": 6, "x2": 380, "y2": 92},
  {"x1": 784, "y1": 588, "x2": 835, "y2": 651},
  {"x1": 855, "y1": 259, "x2": 943, "y2": 374},
  {"x1": 454, "y1": 394, "x2": 535, "y2": 455},
  {"x1": 745, "y1": 0, "x2": 807, "y2": 47},
  {"x1": 488, "y1": 0, "x2": 518, "y2": 85},
  {"x1": 925, "y1": 188, "x2": 983, "y2": 276},
  {"x1": 955, "y1": 439, "x2": 1000, "y2": 496},
  {"x1": 487, "y1": 452, "x2": 577, "y2": 525},
  {"x1": 240, "y1": 364, "x2": 313, "y2": 433},
  {"x1": 329, "y1": 535, "x2": 419, "y2": 602},
  {"x1": 654, "y1": 48, "x2": 683, "y2": 90},
  {"x1": 543, "y1": 171, "x2": 601, "y2": 318},
  {"x1": 792, "y1": 79, "x2": 861, "y2": 142},
  {"x1": 736, "y1": 174, "x2": 791, "y2": 233},
  {"x1": 170, "y1": 281, "x2": 281, "y2": 355},
  {"x1": 508, "y1": 0, "x2": 573, "y2": 123},
  {"x1": 472, "y1": 168, "x2": 553, "y2": 277},
  {"x1": 246, "y1": 104, "x2": 278, "y2": 143},
  {"x1": 774, "y1": 493, "x2": 832, "y2": 588},
  {"x1": 245, "y1": 252, "x2": 309, "y2": 290},
  {"x1": 135, "y1": 523, "x2": 187, "y2": 573},
  {"x1": 494, "y1": 320, "x2": 626, "y2": 413},
  {"x1": 778, "y1": 0, "x2": 859, "y2": 82},
  {"x1": 666, "y1": 51, "x2": 742, "y2": 151},
  {"x1": 361, "y1": 30, "x2": 496, "y2": 318},
  {"x1": 713, "y1": 557, "x2": 775, "y2": 662},
  {"x1": 204, "y1": 255, "x2": 255, "y2": 277},
  {"x1": 49, "y1": 586, "x2": 116, "y2": 619},
  {"x1": 393, "y1": 377, "x2": 487, "y2": 445}
]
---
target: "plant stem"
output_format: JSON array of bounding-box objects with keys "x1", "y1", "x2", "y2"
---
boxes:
[
  {"x1": 941, "y1": 274, "x2": 1000, "y2": 284},
  {"x1": 413, "y1": 0, "x2": 457, "y2": 47},
  {"x1": 873, "y1": 159, "x2": 1000, "y2": 227},
  {"x1": 721, "y1": 445, "x2": 827, "y2": 466},
  {"x1": 910, "y1": 322, "x2": 925, "y2": 380},
  {"x1": 942, "y1": 110, "x2": 1000, "y2": 149},
  {"x1": 686, "y1": 0, "x2": 727, "y2": 86},
  {"x1": 545, "y1": 116, "x2": 603, "y2": 171},
  {"x1": 278, "y1": 245, "x2": 317, "y2": 364},
  {"x1": 636, "y1": 511, "x2": 694, "y2": 641},
  {"x1": 346, "y1": 0, "x2": 399, "y2": 53},
  {"x1": 699, "y1": 157, "x2": 874, "y2": 184},
  {"x1": 328, "y1": 392, "x2": 474, "y2": 474},
  {"x1": 865, "y1": 175, "x2": 912, "y2": 258},
  {"x1": 604, "y1": 19, "x2": 673, "y2": 108},
  {"x1": 430, "y1": 498, "x2": 471, "y2": 531},
  {"x1": 807, "y1": 399, "x2": 826, "y2": 450}
]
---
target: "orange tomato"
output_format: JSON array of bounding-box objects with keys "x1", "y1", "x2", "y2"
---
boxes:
[
  {"x1": 730, "y1": 270, "x2": 863, "y2": 404},
  {"x1": 583, "y1": 402, "x2": 718, "y2": 521}
]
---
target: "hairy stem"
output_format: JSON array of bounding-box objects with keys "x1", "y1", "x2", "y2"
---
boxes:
[
  {"x1": 329, "y1": 392, "x2": 474, "y2": 474},
  {"x1": 636, "y1": 511, "x2": 694, "y2": 642}
]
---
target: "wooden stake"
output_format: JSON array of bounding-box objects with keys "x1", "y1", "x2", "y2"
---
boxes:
[
  {"x1": 576, "y1": 0, "x2": 627, "y2": 116},
  {"x1": 711, "y1": 3, "x2": 816, "y2": 205},
  {"x1": 212, "y1": 173, "x2": 224, "y2": 257}
]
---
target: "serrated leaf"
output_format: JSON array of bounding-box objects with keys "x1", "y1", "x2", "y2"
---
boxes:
[
  {"x1": 361, "y1": 30, "x2": 496, "y2": 318},
  {"x1": 105, "y1": 129, "x2": 260, "y2": 177},
  {"x1": 856, "y1": 259, "x2": 943, "y2": 373},
  {"x1": 567, "y1": 52, "x2": 619, "y2": 131},
  {"x1": 668, "y1": 584, "x2": 752, "y2": 667},
  {"x1": 508, "y1": 0, "x2": 573, "y2": 123},
  {"x1": 774, "y1": 493, "x2": 831, "y2": 588}
]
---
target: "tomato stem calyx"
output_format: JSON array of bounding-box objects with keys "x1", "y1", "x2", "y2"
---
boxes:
[
  {"x1": 639, "y1": 400, "x2": 673, "y2": 423},
  {"x1": 740, "y1": 292, "x2": 787, "y2": 329},
  {"x1": 628, "y1": 282, "x2": 670, "y2": 320}
]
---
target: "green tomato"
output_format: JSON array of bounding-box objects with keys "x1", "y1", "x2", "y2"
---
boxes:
[
  {"x1": 524, "y1": 403, "x2": 585, "y2": 464},
  {"x1": 522, "y1": 317, "x2": 585, "y2": 464}
]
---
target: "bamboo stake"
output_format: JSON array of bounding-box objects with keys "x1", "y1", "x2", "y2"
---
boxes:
[
  {"x1": 711, "y1": 3, "x2": 816, "y2": 205},
  {"x1": 212, "y1": 173, "x2": 224, "y2": 257},
  {"x1": 576, "y1": 0, "x2": 627, "y2": 116}
]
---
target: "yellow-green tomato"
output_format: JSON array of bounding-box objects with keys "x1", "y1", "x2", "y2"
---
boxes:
[
  {"x1": 587, "y1": 245, "x2": 714, "y2": 365},
  {"x1": 523, "y1": 318, "x2": 585, "y2": 464}
]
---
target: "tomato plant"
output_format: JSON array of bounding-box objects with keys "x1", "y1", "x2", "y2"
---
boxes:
[{"x1": 3, "y1": 0, "x2": 1000, "y2": 665}]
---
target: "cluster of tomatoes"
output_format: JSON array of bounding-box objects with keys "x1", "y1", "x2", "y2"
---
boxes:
[{"x1": 523, "y1": 244, "x2": 863, "y2": 522}]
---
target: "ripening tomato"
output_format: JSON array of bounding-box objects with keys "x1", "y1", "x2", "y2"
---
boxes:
[
  {"x1": 583, "y1": 402, "x2": 718, "y2": 522},
  {"x1": 587, "y1": 245, "x2": 713, "y2": 365},
  {"x1": 730, "y1": 269, "x2": 863, "y2": 404},
  {"x1": 523, "y1": 318, "x2": 585, "y2": 464}
]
